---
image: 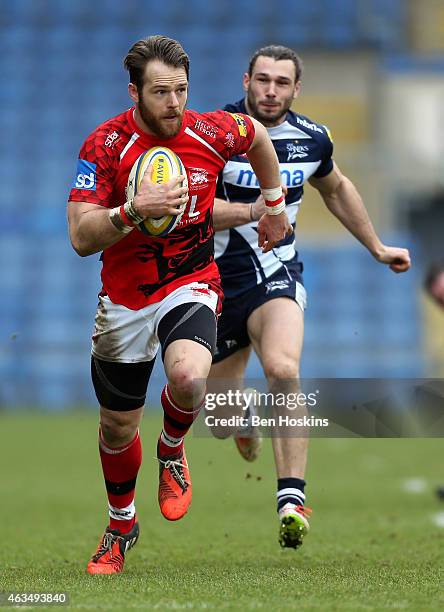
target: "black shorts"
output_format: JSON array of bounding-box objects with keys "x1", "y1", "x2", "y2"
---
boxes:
[
  {"x1": 213, "y1": 263, "x2": 306, "y2": 364},
  {"x1": 92, "y1": 301, "x2": 216, "y2": 411}
]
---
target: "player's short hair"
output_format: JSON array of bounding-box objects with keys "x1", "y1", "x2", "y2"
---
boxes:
[
  {"x1": 424, "y1": 262, "x2": 444, "y2": 293},
  {"x1": 124, "y1": 35, "x2": 190, "y2": 90},
  {"x1": 248, "y1": 45, "x2": 303, "y2": 82}
]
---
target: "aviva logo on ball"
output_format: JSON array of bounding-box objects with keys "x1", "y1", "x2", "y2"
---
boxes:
[{"x1": 127, "y1": 147, "x2": 187, "y2": 236}]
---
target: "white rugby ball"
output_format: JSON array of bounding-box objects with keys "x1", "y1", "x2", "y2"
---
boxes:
[{"x1": 126, "y1": 147, "x2": 187, "y2": 236}]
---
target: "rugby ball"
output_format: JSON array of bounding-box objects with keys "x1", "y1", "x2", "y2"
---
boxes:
[{"x1": 126, "y1": 147, "x2": 187, "y2": 236}]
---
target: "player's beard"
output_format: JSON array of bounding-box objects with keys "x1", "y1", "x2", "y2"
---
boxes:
[
  {"x1": 138, "y1": 95, "x2": 184, "y2": 138},
  {"x1": 246, "y1": 89, "x2": 293, "y2": 127}
]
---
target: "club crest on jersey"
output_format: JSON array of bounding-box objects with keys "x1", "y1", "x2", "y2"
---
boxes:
[
  {"x1": 230, "y1": 113, "x2": 247, "y2": 137},
  {"x1": 287, "y1": 143, "x2": 309, "y2": 161},
  {"x1": 189, "y1": 167, "x2": 209, "y2": 190}
]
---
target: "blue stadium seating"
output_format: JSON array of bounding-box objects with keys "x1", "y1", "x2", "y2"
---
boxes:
[{"x1": 0, "y1": 0, "x2": 422, "y2": 408}]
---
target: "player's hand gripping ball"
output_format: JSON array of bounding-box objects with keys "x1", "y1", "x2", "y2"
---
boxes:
[{"x1": 127, "y1": 147, "x2": 188, "y2": 236}]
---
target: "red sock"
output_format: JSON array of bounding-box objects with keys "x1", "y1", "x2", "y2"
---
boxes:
[
  {"x1": 99, "y1": 429, "x2": 142, "y2": 534},
  {"x1": 158, "y1": 385, "x2": 203, "y2": 457}
]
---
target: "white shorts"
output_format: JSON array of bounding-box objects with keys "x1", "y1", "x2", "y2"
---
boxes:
[{"x1": 91, "y1": 282, "x2": 219, "y2": 363}]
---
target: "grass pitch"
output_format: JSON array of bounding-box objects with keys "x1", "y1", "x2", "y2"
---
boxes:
[{"x1": 0, "y1": 411, "x2": 443, "y2": 610}]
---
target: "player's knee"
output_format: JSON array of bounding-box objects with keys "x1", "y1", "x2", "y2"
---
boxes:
[
  {"x1": 100, "y1": 410, "x2": 140, "y2": 447},
  {"x1": 168, "y1": 361, "x2": 207, "y2": 402},
  {"x1": 263, "y1": 357, "x2": 300, "y2": 383}
]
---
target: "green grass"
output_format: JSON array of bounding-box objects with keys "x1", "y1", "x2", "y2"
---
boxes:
[{"x1": 0, "y1": 411, "x2": 443, "y2": 611}]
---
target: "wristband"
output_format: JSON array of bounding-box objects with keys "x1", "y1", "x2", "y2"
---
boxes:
[
  {"x1": 249, "y1": 203, "x2": 255, "y2": 222},
  {"x1": 119, "y1": 204, "x2": 135, "y2": 227},
  {"x1": 109, "y1": 204, "x2": 135, "y2": 234},
  {"x1": 264, "y1": 196, "x2": 285, "y2": 215},
  {"x1": 123, "y1": 199, "x2": 144, "y2": 225},
  {"x1": 261, "y1": 187, "x2": 286, "y2": 216}
]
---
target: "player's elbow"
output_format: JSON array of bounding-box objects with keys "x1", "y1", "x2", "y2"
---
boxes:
[
  {"x1": 74, "y1": 246, "x2": 92, "y2": 258},
  {"x1": 71, "y1": 243, "x2": 89, "y2": 258},
  {"x1": 321, "y1": 179, "x2": 347, "y2": 210},
  {"x1": 69, "y1": 232, "x2": 93, "y2": 257},
  {"x1": 324, "y1": 177, "x2": 356, "y2": 215},
  {"x1": 322, "y1": 190, "x2": 341, "y2": 212}
]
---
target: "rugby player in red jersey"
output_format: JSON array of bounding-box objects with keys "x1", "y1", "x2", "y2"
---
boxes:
[{"x1": 67, "y1": 35, "x2": 291, "y2": 574}]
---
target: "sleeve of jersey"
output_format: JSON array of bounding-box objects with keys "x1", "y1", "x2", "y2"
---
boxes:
[
  {"x1": 212, "y1": 110, "x2": 255, "y2": 160},
  {"x1": 68, "y1": 128, "x2": 117, "y2": 207},
  {"x1": 313, "y1": 125, "x2": 334, "y2": 178}
]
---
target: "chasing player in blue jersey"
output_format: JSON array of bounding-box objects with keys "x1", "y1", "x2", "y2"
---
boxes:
[
  {"x1": 424, "y1": 262, "x2": 444, "y2": 501},
  {"x1": 210, "y1": 45, "x2": 411, "y2": 549}
]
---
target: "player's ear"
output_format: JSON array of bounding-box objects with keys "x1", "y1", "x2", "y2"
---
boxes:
[
  {"x1": 293, "y1": 80, "x2": 302, "y2": 100},
  {"x1": 128, "y1": 83, "x2": 139, "y2": 104},
  {"x1": 242, "y1": 72, "x2": 250, "y2": 92}
]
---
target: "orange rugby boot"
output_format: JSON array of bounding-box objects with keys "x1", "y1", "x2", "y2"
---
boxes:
[
  {"x1": 157, "y1": 446, "x2": 192, "y2": 521},
  {"x1": 86, "y1": 520, "x2": 139, "y2": 575}
]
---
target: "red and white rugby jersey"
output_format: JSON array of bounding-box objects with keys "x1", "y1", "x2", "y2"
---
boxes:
[{"x1": 68, "y1": 107, "x2": 255, "y2": 310}]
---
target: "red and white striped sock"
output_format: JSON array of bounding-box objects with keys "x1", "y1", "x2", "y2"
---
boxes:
[
  {"x1": 158, "y1": 384, "x2": 203, "y2": 458},
  {"x1": 99, "y1": 429, "x2": 142, "y2": 534}
]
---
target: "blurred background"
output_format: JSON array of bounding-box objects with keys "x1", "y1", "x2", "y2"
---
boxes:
[{"x1": 1, "y1": 0, "x2": 444, "y2": 410}]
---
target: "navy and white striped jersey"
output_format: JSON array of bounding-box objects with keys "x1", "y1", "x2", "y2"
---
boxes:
[{"x1": 215, "y1": 98, "x2": 334, "y2": 299}]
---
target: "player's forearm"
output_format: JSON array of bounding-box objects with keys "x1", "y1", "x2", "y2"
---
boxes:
[
  {"x1": 68, "y1": 205, "x2": 132, "y2": 257},
  {"x1": 246, "y1": 120, "x2": 282, "y2": 189},
  {"x1": 323, "y1": 177, "x2": 384, "y2": 258},
  {"x1": 213, "y1": 198, "x2": 252, "y2": 231}
]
